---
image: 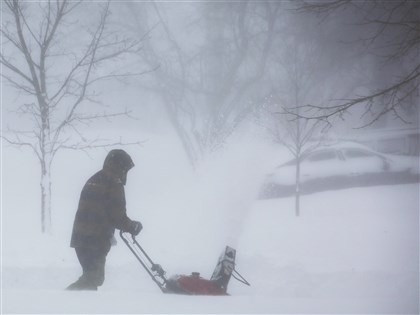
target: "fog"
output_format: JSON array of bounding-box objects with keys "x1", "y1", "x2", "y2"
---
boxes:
[{"x1": 1, "y1": 1, "x2": 419, "y2": 314}]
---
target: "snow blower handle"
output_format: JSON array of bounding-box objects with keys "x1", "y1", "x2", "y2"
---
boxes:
[
  {"x1": 120, "y1": 230, "x2": 168, "y2": 292},
  {"x1": 232, "y1": 269, "x2": 251, "y2": 286},
  {"x1": 151, "y1": 263, "x2": 165, "y2": 277}
]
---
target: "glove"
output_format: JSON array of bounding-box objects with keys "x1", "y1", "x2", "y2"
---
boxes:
[{"x1": 130, "y1": 220, "x2": 143, "y2": 236}]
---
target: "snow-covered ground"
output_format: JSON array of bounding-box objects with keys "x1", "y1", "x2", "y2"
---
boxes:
[{"x1": 1, "y1": 134, "x2": 419, "y2": 314}]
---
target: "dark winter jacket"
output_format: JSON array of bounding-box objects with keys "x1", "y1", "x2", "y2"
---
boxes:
[{"x1": 70, "y1": 150, "x2": 136, "y2": 250}]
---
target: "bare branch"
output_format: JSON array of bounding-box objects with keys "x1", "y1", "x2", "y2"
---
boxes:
[
  {"x1": 86, "y1": 65, "x2": 159, "y2": 86},
  {"x1": 301, "y1": 63, "x2": 420, "y2": 124},
  {"x1": 297, "y1": 0, "x2": 353, "y2": 15},
  {"x1": 0, "y1": 54, "x2": 34, "y2": 84},
  {"x1": 1, "y1": 73, "x2": 36, "y2": 94},
  {"x1": 52, "y1": 138, "x2": 146, "y2": 159},
  {"x1": 296, "y1": 0, "x2": 420, "y2": 125},
  {"x1": 1, "y1": 132, "x2": 41, "y2": 161}
]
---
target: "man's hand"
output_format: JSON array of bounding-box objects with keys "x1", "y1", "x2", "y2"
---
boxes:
[{"x1": 130, "y1": 220, "x2": 143, "y2": 236}]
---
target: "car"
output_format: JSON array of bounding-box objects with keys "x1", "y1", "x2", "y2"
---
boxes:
[{"x1": 260, "y1": 142, "x2": 420, "y2": 198}]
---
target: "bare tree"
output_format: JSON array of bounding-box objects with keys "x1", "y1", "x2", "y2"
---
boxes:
[
  {"x1": 297, "y1": 0, "x2": 420, "y2": 126},
  {"x1": 1, "y1": 0, "x2": 143, "y2": 233},
  {"x1": 124, "y1": 1, "x2": 281, "y2": 167},
  {"x1": 260, "y1": 34, "x2": 327, "y2": 216}
]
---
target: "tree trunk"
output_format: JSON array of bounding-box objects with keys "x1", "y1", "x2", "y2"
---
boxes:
[
  {"x1": 40, "y1": 109, "x2": 52, "y2": 233},
  {"x1": 295, "y1": 157, "x2": 301, "y2": 217},
  {"x1": 40, "y1": 154, "x2": 52, "y2": 234}
]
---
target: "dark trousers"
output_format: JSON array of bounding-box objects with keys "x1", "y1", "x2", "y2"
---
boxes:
[{"x1": 67, "y1": 247, "x2": 109, "y2": 290}]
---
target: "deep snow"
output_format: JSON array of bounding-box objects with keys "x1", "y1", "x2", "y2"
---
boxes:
[{"x1": 1, "y1": 133, "x2": 419, "y2": 314}]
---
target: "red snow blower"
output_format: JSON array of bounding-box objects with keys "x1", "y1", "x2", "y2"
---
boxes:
[{"x1": 120, "y1": 231, "x2": 250, "y2": 295}]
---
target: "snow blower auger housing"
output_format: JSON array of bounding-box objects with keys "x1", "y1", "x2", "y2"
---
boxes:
[{"x1": 120, "y1": 231, "x2": 250, "y2": 295}]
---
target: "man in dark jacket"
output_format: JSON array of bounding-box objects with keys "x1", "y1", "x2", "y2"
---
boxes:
[{"x1": 67, "y1": 149, "x2": 142, "y2": 290}]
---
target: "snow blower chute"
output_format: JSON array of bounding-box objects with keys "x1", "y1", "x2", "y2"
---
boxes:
[{"x1": 120, "y1": 231, "x2": 250, "y2": 295}]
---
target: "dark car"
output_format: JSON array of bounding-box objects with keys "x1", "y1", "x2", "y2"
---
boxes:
[{"x1": 260, "y1": 142, "x2": 420, "y2": 198}]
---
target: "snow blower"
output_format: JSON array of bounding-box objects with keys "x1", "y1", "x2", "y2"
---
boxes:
[{"x1": 120, "y1": 231, "x2": 250, "y2": 295}]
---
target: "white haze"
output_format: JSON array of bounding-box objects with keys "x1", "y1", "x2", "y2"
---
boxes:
[
  {"x1": 2, "y1": 127, "x2": 419, "y2": 313},
  {"x1": 1, "y1": 1, "x2": 419, "y2": 314}
]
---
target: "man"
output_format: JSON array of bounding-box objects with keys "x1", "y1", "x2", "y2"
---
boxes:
[{"x1": 67, "y1": 149, "x2": 142, "y2": 290}]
